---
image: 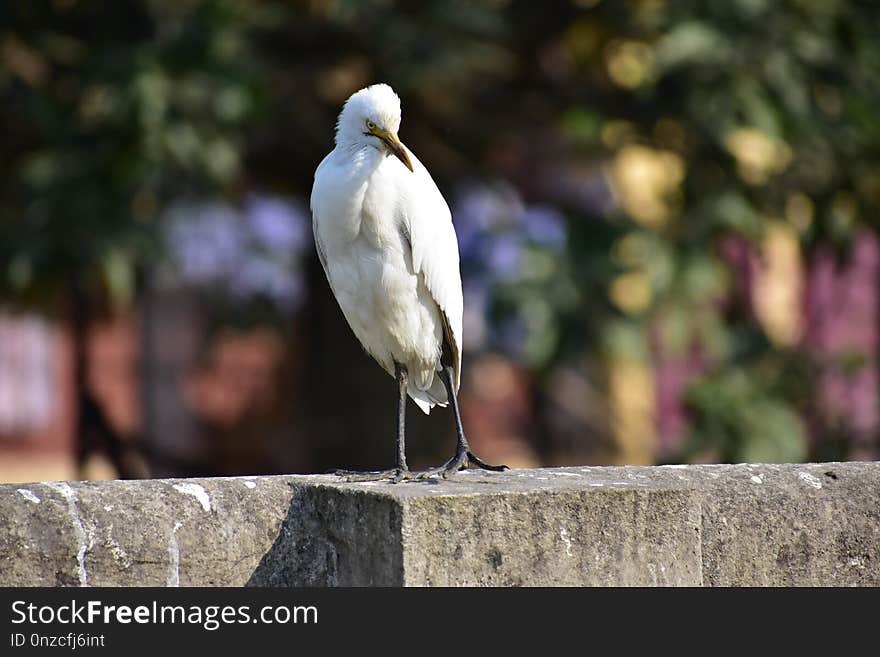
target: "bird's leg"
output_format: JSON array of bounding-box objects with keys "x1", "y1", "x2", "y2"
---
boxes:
[
  {"x1": 391, "y1": 363, "x2": 413, "y2": 482},
  {"x1": 335, "y1": 363, "x2": 417, "y2": 483},
  {"x1": 419, "y1": 366, "x2": 508, "y2": 479}
]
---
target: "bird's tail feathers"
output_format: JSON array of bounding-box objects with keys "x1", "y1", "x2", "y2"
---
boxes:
[{"x1": 407, "y1": 375, "x2": 448, "y2": 415}]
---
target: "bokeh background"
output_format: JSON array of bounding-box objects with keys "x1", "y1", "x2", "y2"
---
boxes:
[{"x1": 1, "y1": 0, "x2": 878, "y2": 483}]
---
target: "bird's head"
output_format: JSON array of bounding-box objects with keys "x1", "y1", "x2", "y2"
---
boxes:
[{"x1": 335, "y1": 83, "x2": 414, "y2": 172}]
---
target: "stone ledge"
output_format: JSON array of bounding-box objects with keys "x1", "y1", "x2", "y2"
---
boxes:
[{"x1": 1, "y1": 462, "x2": 877, "y2": 586}]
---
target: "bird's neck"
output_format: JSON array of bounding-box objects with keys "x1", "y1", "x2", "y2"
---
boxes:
[{"x1": 335, "y1": 141, "x2": 384, "y2": 172}]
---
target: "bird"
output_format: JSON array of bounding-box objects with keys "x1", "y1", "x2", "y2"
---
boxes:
[{"x1": 310, "y1": 83, "x2": 508, "y2": 483}]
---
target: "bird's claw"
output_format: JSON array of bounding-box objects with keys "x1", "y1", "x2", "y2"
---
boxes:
[
  {"x1": 417, "y1": 450, "x2": 509, "y2": 480},
  {"x1": 333, "y1": 451, "x2": 508, "y2": 483}
]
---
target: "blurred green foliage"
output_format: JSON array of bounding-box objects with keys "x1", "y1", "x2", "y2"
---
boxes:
[{"x1": 0, "y1": 0, "x2": 264, "y2": 310}]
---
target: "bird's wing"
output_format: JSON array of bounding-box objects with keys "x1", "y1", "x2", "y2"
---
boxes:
[
  {"x1": 310, "y1": 151, "x2": 336, "y2": 287},
  {"x1": 397, "y1": 147, "x2": 464, "y2": 392}
]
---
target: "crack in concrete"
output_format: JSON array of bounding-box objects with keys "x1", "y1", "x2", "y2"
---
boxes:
[
  {"x1": 168, "y1": 521, "x2": 183, "y2": 587},
  {"x1": 45, "y1": 482, "x2": 89, "y2": 587}
]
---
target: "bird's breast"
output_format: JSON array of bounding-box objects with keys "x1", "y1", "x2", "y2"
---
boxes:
[{"x1": 313, "y1": 161, "x2": 443, "y2": 385}]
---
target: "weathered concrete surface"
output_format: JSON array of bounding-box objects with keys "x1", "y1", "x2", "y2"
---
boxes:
[
  {"x1": 1, "y1": 462, "x2": 878, "y2": 586},
  {"x1": 647, "y1": 462, "x2": 880, "y2": 586},
  {"x1": 248, "y1": 473, "x2": 701, "y2": 586},
  {"x1": 0, "y1": 477, "x2": 299, "y2": 586}
]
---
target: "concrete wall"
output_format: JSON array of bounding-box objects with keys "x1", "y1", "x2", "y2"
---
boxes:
[{"x1": 1, "y1": 462, "x2": 878, "y2": 586}]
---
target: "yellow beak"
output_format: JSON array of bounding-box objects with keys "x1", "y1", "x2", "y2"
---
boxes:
[{"x1": 371, "y1": 126, "x2": 414, "y2": 172}]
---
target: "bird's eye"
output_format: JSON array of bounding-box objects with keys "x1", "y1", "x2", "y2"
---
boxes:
[{"x1": 366, "y1": 120, "x2": 376, "y2": 130}]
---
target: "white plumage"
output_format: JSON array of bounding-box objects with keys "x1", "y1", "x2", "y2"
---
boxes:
[
  {"x1": 311, "y1": 83, "x2": 461, "y2": 414},
  {"x1": 310, "y1": 83, "x2": 505, "y2": 480}
]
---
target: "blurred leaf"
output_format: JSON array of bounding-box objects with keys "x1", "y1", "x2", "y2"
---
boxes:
[
  {"x1": 100, "y1": 249, "x2": 135, "y2": 308},
  {"x1": 683, "y1": 369, "x2": 808, "y2": 463},
  {"x1": 738, "y1": 400, "x2": 808, "y2": 463},
  {"x1": 561, "y1": 107, "x2": 603, "y2": 144},
  {"x1": 654, "y1": 22, "x2": 729, "y2": 72},
  {"x1": 602, "y1": 319, "x2": 648, "y2": 362}
]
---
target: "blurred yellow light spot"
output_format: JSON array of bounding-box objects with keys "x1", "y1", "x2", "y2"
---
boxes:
[
  {"x1": 604, "y1": 40, "x2": 653, "y2": 89},
  {"x1": 608, "y1": 357, "x2": 655, "y2": 465},
  {"x1": 724, "y1": 127, "x2": 792, "y2": 185},
  {"x1": 609, "y1": 144, "x2": 685, "y2": 227},
  {"x1": 753, "y1": 220, "x2": 803, "y2": 347},
  {"x1": 785, "y1": 193, "x2": 814, "y2": 233},
  {"x1": 610, "y1": 270, "x2": 652, "y2": 315}
]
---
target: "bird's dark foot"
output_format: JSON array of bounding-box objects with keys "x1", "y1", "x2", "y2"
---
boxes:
[
  {"x1": 418, "y1": 449, "x2": 508, "y2": 480},
  {"x1": 333, "y1": 468, "x2": 417, "y2": 484}
]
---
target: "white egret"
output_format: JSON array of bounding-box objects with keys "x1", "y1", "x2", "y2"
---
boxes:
[{"x1": 310, "y1": 83, "x2": 507, "y2": 482}]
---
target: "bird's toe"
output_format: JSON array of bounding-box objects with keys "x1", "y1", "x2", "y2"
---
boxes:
[
  {"x1": 466, "y1": 451, "x2": 509, "y2": 472},
  {"x1": 418, "y1": 449, "x2": 508, "y2": 480}
]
